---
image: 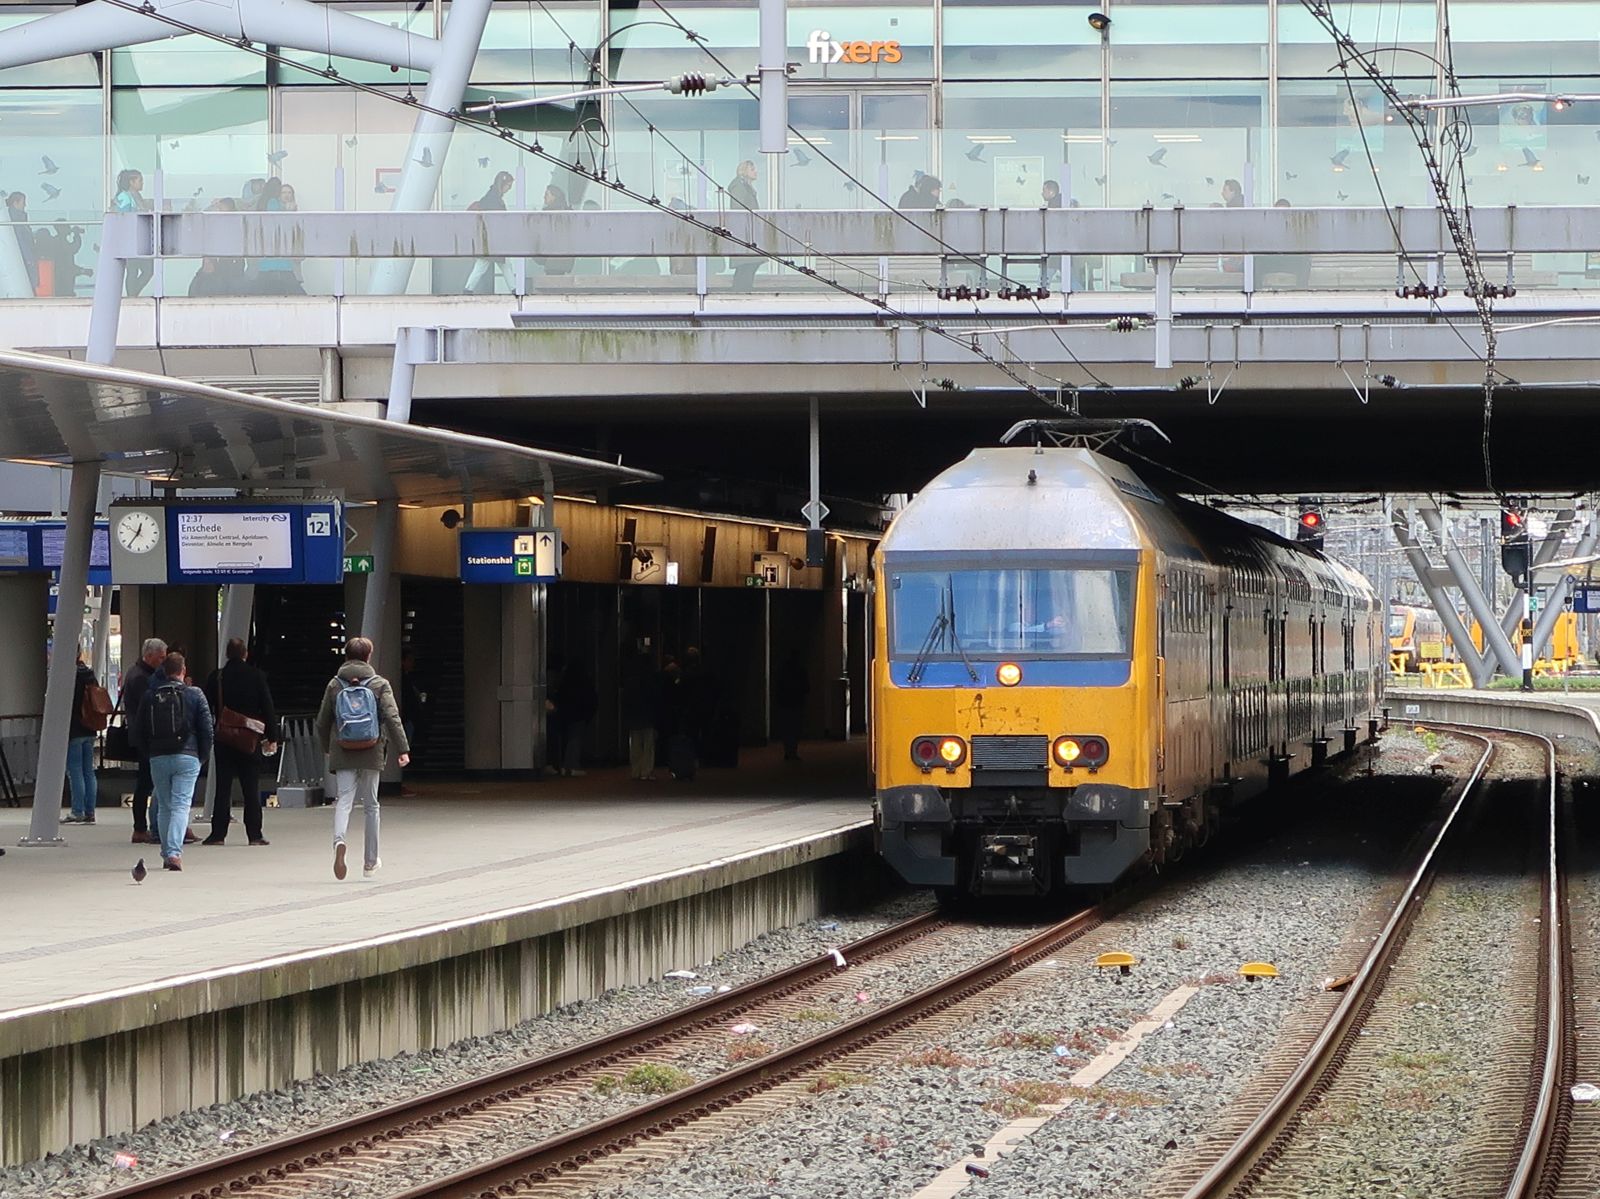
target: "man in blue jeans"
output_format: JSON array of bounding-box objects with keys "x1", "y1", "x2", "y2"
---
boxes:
[{"x1": 131, "y1": 652, "x2": 214, "y2": 872}]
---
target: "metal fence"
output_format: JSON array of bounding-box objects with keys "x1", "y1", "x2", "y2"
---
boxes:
[{"x1": 0, "y1": 713, "x2": 41, "y2": 805}]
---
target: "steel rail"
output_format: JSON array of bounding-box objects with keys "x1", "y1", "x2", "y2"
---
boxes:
[
  {"x1": 99, "y1": 910, "x2": 948, "y2": 1199},
  {"x1": 1183, "y1": 722, "x2": 1573, "y2": 1199},
  {"x1": 1179, "y1": 728, "x2": 1496, "y2": 1199},
  {"x1": 387, "y1": 902, "x2": 1117, "y2": 1199}
]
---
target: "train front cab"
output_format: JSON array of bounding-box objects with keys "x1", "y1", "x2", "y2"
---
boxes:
[{"x1": 873, "y1": 548, "x2": 1160, "y2": 897}]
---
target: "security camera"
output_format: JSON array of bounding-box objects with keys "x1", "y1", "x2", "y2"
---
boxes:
[
  {"x1": 1088, "y1": 11, "x2": 1111, "y2": 31},
  {"x1": 440, "y1": 508, "x2": 463, "y2": 529}
]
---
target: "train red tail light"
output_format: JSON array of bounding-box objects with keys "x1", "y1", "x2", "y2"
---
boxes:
[
  {"x1": 1054, "y1": 735, "x2": 1109, "y2": 769},
  {"x1": 911, "y1": 735, "x2": 966, "y2": 771}
]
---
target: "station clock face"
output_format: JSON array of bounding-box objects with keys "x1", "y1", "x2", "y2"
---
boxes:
[{"x1": 116, "y1": 510, "x2": 161, "y2": 555}]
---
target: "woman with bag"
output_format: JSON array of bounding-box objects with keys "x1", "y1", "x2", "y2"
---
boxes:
[
  {"x1": 62, "y1": 652, "x2": 110, "y2": 824},
  {"x1": 201, "y1": 638, "x2": 280, "y2": 846}
]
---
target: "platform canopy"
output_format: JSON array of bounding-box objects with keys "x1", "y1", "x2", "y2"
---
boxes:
[{"x1": 0, "y1": 348, "x2": 656, "y2": 502}]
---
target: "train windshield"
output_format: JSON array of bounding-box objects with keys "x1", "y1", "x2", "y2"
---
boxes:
[
  {"x1": 1388, "y1": 613, "x2": 1406, "y2": 636},
  {"x1": 890, "y1": 568, "x2": 1134, "y2": 658}
]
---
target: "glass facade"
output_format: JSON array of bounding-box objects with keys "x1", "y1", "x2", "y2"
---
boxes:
[{"x1": 1, "y1": 0, "x2": 1596, "y2": 296}]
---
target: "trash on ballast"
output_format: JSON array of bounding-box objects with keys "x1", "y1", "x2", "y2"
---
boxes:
[
  {"x1": 686, "y1": 986, "x2": 715, "y2": 996},
  {"x1": 818, "y1": 921, "x2": 840, "y2": 931},
  {"x1": 854, "y1": 991, "x2": 871, "y2": 1003},
  {"x1": 830, "y1": 948, "x2": 847, "y2": 968},
  {"x1": 1572, "y1": 1082, "x2": 1600, "y2": 1103},
  {"x1": 112, "y1": 1152, "x2": 138, "y2": 1170},
  {"x1": 730, "y1": 1022, "x2": 758, "y2": 1035},
  {"x1": 1323, "y1": 972, "x2": 1356, "y2": 993},
  {"x1": 1052, "y1": 1045, "x2": 1073, "y2": 1058},
  {"x1": 665, "y1": 970, "x2": 698, "y2": 980},
  {"x1": 218, "y1": 1129, "x2": 235, "y2": 1142},
  {"x1": 965, "y1": 1163, "x2": 991, "y2": 1179},
  {"x1": 717, "y1": 984, "x2": 732, "y2": 993}
]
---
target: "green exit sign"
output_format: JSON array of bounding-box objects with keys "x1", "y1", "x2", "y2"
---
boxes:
[{"x1": 344, "y1": 554, "x2": 375, "y2": 574}]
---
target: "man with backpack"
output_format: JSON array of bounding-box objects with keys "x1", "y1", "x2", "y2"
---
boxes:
[
  {"x1": 62, "y1": 651, "x2": 111, "y2": 824},
  {"x1": 314, "y1": 637, "x2": 409, "y2": 880},
  {"x1": 130, "y1": 652, "x2": 214, "y2": 871}
]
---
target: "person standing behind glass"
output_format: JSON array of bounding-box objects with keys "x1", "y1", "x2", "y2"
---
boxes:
[
  {"x1": 113, "y1": 169, "x2": 154, "y2": 296},
  {"x1": 535, "y1": 184, "x2": 574, "y2": 277},
  {"x1": 726, "y1": 160, "x2": 760, "y2": 291},
  {"x1": 464, "y1": 171, "x2": 514, "y2": 295},
  {"x1": 254, "y1": 178, "x2": 304, "y2": 295},
  {"x1": 6, "y1": 192, "x2": 37, "y2": 294}
]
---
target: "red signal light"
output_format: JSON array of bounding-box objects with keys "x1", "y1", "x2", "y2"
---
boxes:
[{"x1": 1300, "y1": 511, "x2": 1323, "y2": 529}]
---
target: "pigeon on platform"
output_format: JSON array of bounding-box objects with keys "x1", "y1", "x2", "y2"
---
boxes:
[{"x1": 132, "y1": 858, "x2": 146, "y2": 884}]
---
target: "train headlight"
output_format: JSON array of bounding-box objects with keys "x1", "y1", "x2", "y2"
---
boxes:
[
  {"x1": 1054, "y1": 735, "x2": 1110, "y2": 769},
  {"x1": 911, "y1": 736, "x2": 966, "y2": 771},
  {"x1": 996, "y1": 662, "x2": 1022, "y2": 687}
]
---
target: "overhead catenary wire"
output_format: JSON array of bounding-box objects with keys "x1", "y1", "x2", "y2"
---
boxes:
[{"x1": 96, "y1": 0, "x2": 1070, "y2": 408}]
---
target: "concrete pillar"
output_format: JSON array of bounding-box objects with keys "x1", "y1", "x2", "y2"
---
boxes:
[
  {"x1": 494, "y1": 582, "x2": 545, "y2": 770},
  {"x1": 24, "y1": 460, "x2": 100, "y2": 845},
  {"x1": 0, "y1": 575, "x2": 49, "y2": 718}
]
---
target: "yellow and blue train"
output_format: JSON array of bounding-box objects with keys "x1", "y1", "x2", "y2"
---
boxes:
[{"x1": 872, "y1": 436, "x2": 1385, "y2": 898}]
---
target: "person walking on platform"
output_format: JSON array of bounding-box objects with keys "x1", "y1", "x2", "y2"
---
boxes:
[
  {"x1": 621, "y1": 652, "x2": 659, "y2": 781},
  {"x1": 132, "y1": 652, "x2": 214, "y2": 872},
  {"x1": 202, "y1": 638, "x2": 280, "y2": 846},
  {"x1": 63, "y1": 652, "x2": 108, "y2": 823},
  {"x1": 122, "y1": 637, "x2": 170, "y2": 845},
  {"x1": 315, "y1": 637, "x2": 408, "y2": 880}
]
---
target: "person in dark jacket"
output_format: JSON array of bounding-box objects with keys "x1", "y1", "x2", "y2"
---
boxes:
[
  {"x1": 131, "y1": 652, "x2": 215, "y2": 871},
  {"x1": 7, "y1": 192, "x2": 37, "y2": 294},
  {"x1": 202, "y1": 638, "x2": 280, "y2": 846},
  {"x1": 63, "y1": 654, "x2": 100, "y2": 823},
  {"x1": 621, "y1": 652, "x2": 659, "y2": 781},
  {"x1": 314, "y1": 637, "x2": 409, "y2": 880},
  {"x1": 122, "y1": 637, "x2": 167, "y2": 844},
  {"x1": 552, "y1": 660, "x2": 598, "y2": 777},
  {"x1": 772, "y1": 651, "x2": 809, "y2": 763},
  {"x1": 725, "y1": 160, "x2": 761, "y2": 291},
  {"x1": 464, "y1": 171, "x2": 514, "y2": 294}
]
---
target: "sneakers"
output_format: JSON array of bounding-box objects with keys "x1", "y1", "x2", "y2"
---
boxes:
[
  {"x1": 363, "y1": 858, "x2": 382, "y2": 878},
  {"x1": 62, "y1": 814, "x2": 85, "y2": 824},
  {"x1": 333, "y1": 841, "x2": 348, "y2": 881}
]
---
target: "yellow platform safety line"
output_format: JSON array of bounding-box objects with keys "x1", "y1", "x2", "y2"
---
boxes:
[{"x1": 1418, "y1": 661, "x2": 1472, "y2": 689}]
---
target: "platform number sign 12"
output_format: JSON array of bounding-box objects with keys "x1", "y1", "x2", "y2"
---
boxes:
[{"x1": 306, "y1": 511, "x2": 332, "y2": 538}]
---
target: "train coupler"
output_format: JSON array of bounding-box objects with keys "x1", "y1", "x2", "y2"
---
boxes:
[{"x1": 977, "y1": 834, "x2": 1043, "y2": 892}]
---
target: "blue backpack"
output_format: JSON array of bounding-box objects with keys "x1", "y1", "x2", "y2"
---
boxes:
[{"x1": 334, "y1": 678, "x2": 380, "y2": 750}]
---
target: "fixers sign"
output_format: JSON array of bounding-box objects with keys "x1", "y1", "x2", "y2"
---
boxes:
[{"x1": 805, "y1": 29, "x2": 902, "y2": 64}]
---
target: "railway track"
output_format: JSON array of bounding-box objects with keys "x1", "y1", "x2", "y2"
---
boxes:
[
  {"x1": 102, "y1": 900, "x2": 1130, "y2": 1199},
  {"x1": 1178, "y1": 724, "x2": 1579, "y2": 1199}
]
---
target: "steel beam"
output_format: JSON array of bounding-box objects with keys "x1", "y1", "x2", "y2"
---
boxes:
[
  {"x1": 1418, "y1": 507, "x2": 1523, "y2": 676},
  {"x1": 1391, "y1": 513, "x2": 1494, "y2": 689},
  {"x1": 21, "y1": 459, "x2": 101, "y2": 846}
]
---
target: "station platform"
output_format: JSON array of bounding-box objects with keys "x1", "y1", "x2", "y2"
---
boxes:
[
  {"x1": 1387, "y1": 686, "x2": 1600, "y2": 752},
  {"x1": 0, "y1": 742, "x2": 879, "y2": 1165}
]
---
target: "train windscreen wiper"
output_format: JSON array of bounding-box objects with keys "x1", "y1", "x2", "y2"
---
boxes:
[
  {"x1": 906, "y1": 596, "x2": 948, "y2": 685},
  {"x1": 947, "y1": 583, "x2": 980, "y2": 683}
]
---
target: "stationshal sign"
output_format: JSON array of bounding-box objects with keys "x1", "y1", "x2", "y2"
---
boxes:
[{"x1": 805, "y1": 29, "x2": 902, "y2": 64}]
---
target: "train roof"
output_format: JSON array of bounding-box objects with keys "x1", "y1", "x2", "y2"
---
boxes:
[{"x1": 880, "y1": 447, "x2": 1144, "y2": 555}]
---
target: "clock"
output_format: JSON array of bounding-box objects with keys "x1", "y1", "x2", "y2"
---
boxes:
[{"x1": 116, "y1": 510, "x2": 161, "y2": 555}]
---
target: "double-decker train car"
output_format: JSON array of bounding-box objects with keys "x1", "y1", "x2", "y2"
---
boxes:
[
  {"x1": 872, "y1": 437, "x2": 1385, "y2": 898},
  {"x1": 1388, "y1": 603, "x2": 1448, "y2": 672}
]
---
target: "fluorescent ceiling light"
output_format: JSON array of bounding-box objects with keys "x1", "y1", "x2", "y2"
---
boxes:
[
  {"x1": 1062, "y1": 133, "x2": 1104, "y2": 142},
  {"x1": 876, "y1": 134, "x2": 920, "y2": 141},
  {"x1": 966, "y1": 135, "x2": 1016, "y2": 143},
  {"x1": 1152, "y1": 133, "x2": 1203, "y2": 143}
]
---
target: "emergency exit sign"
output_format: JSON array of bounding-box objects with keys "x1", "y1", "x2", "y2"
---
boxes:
[{"x1": 343, "y1": 554, "x2": 374, "y2": 573}]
